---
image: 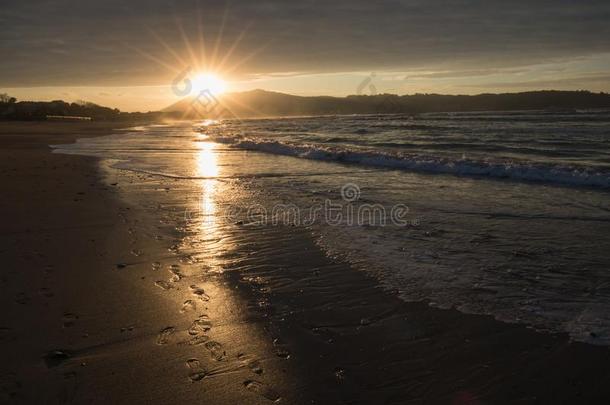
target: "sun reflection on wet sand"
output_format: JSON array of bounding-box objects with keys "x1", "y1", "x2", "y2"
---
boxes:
[
  {"x1": 187, "y1": 130, "x2": 239, "y2": 274},
  {"x1": 196, "y1": 139, "x2": 219, "y2": 177},
  {"x1": 196, "y1": 138, "x2": 219, "y2": 230},
  {"x1": 50, "y1": 123, "x2": 299, "y2": 403}
]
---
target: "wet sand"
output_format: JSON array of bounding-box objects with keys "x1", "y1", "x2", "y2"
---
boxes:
[
  {"x1": 1, "y1": 121, "x2": 610, "y2": 404},
  {"x1": 0, "y1": 121, "x2": 300, "y2": 404}
]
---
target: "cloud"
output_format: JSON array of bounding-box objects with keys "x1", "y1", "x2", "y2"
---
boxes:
[
  {"x1": 463, "y1": 73, "x2": 610, "y2": 90},
  {"x1": 1, "y1": 0, "x2": 609, "y2": 88},
  {"x1": 403, "y1": 68, "x2": 530, "y2": 80}
]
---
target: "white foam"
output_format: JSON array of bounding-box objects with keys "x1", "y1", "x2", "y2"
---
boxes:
[{"x1": 211, "y1": 136, "x2": 610, "y2": 189}]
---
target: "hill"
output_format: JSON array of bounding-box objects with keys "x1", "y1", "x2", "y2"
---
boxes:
[
  {"x1": 3, "y1": 90, "x2": 610, "y2": 122},
  {"x1": 164, "y1": 89, "x2": 610, "y2": 119}
]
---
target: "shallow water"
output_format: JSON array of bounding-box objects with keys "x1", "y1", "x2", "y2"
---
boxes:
[{"x1": 54, "y1": 112, "x2": 610, "y2": 344}]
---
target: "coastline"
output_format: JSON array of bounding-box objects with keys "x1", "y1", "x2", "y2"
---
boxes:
[
  {"x1": 0, "y1": 121, "x2": 305, "y2": 404},
  {"x1": 1, "y1": 121, "x2": 610, "y2": 403}
]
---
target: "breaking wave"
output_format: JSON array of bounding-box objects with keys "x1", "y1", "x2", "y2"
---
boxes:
[{"x1": 210, "y1": 135, "x2": 610, "y2": 189}]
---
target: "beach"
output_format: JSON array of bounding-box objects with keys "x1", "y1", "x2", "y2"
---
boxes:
[{"x1": 1, "y1": 120, "x2": 610, "y2": 404}]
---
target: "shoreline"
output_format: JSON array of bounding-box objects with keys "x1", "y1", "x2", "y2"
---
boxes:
[
  {"x1": 0, "y1": 121, "x2": 307, "y2": 403},
  {"x1": 1, "y1": 121, "x2": 610, "y2": 403},
  {"x1": 219, "y1": 221, "x2": 610, "y2": 403}
]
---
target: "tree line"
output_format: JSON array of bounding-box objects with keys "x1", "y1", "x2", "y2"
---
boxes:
[{"x1": 0, "y1": 95, "x2": 168, "y2": 122}]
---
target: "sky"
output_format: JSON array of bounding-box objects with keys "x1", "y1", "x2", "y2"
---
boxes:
[{"x1": 1, "y1": 0, "x2": 610, "y2": 111}]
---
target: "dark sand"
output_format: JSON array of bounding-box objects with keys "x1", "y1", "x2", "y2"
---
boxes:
[{"x1": 1, "y1": 121, "x2": 610, "y2": 404}]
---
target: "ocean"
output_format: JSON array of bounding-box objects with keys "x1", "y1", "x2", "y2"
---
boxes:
[{"x1": 54, "y1": 109, "x2": 610, "y2": 344}]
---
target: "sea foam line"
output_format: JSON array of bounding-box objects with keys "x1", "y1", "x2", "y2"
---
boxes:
[{"x1": 211, "y1": 136, "x2": 610, "y2": 189}]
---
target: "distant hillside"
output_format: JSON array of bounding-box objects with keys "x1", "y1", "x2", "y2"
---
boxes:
[
  {"x1": 165, "y1": 89, "x2": 610, "y2": 119},
  {"x1": 3, "y1": 90, "x2": 610, "y2": 122}
]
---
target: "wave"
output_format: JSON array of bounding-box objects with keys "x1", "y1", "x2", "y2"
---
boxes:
[{"x1": 210, "y1": 135, "x2": 610, "y2": 189}]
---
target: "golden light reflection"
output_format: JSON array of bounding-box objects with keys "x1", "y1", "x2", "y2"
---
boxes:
[
  {"x1": 180, "y1": 133, "x2": 230, "y2": 274},
  {"x1": 199, "y1": 119, "x2": 218, "y2": 127},
  {"x1": 196, "y1": 139, "x2": 219, "y2": 177},
  {"x1": 196, "y1": 139, "x2": 219, "y2": 231}
]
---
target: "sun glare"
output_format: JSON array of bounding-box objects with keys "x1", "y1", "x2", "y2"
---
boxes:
[{"x1": 192, "y1": 73, "x2": 227, "y2": 95}]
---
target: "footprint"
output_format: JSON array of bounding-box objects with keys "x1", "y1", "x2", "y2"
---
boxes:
[
  {"x1": 62, "y1": 313, "x2": 78, "y2": 328},
  {"x1": 180, "y1": 255, "x2": 197, "y2": 264},
  {"x1": 169, "y1": 266, "x2": 184, "y2": 282},
  {"x1": 180, "y1": 300, "x2": 196, "y2": 313},
  {"x1": 43, "y1": 350, "x2": 72, "y2": 368},
  {"x1": 157, "y1": 327, "x2": 175, "y2": 345},
  {"x1": 188, "y1": 316, "x2": 212, "y2": 335},
  {"x1": 186, "y1": 359, "x2": 207, "y2": 382},
  {"x1": 15, "y1": 292, "x2": 29, "y2": 305},
  {"x1": 180, "y1": 334, "x2": 210, "y2": 346},
  {"x1": 275, "y1": 349, "x2": 290, "y2": 360},
  {"x1": 243, "y1": 380, "x2": 280, "y2": 402},
  {"x1": 238, "y1": 353, "x2": 263, "y2": 375},
  {"x1": 190, "y1": 285, "x2": 210, "y2": 301},
  {"x1": 155, "y1": 281, "x2": 173, "y2": 290},
  {"x1": 204, "y1": 341, "x2": 226, "y2": 361}
]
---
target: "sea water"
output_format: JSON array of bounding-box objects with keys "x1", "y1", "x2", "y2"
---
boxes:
[{"x1": 54, "y1": 110, "x2": 610, "y2": 344}]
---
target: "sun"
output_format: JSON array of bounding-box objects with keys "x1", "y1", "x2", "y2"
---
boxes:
[{"x1": 191, "y1": 73, "x2": 227, "y2": 95}]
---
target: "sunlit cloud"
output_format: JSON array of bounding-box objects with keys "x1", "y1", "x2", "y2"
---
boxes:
[{"x1": 2, "y1": 0, "x2": 610, "y2": 110}]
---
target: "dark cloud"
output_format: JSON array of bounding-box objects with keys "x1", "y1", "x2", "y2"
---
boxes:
[
  {"x1": 1, "y1": 0, "x2": 609, "y2": 86},
  {"x1": 464, "y1": 73, "x2": 610, "y2": 89}
]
